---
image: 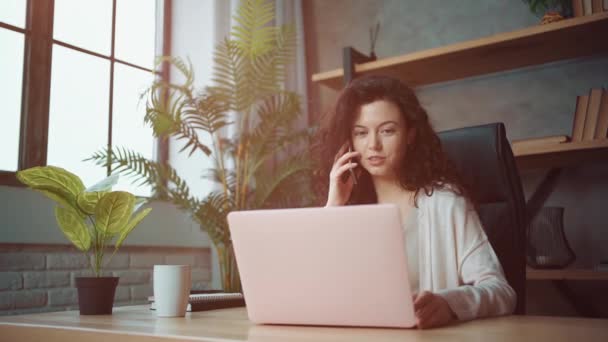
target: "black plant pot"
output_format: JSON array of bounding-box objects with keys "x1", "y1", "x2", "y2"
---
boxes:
[{"x1": 75, "y1": 277, "x2": 119, "y2": 315}]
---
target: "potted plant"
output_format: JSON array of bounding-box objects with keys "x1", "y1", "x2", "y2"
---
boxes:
[
  {"x1": 522, "y1": 0, "x2": 573, "y2": 23},
  {"x1": 86, "y1": 0, "x2": 315, "y2": 293},
  {"x1": 17, "y1": 166, "x2": 152, "y2": 315}
]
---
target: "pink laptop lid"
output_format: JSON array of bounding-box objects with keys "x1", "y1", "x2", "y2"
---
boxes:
[{"x1": 227, "y1": 204, "x2": 416, "y2": 328}]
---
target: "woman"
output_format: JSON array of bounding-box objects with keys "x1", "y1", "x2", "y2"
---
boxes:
[{"x1": 315, "y1": 75, "x2": 516, "y2": 329}]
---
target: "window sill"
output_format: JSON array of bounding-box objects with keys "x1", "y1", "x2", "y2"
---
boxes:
[
  {"x1": 0, "y1": 171, "x2": 24, "y2": 187},
  {"x1": 0, "y1": 185, "x2": 211, "y2": 248}
]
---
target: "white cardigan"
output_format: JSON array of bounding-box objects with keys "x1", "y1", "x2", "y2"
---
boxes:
[{"x1": 411, "y1": 188, "x2": 517, "y2": 321}]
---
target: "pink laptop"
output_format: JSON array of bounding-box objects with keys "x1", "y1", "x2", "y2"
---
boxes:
[{"x1": 227, "y1": 204, "x2": 416, "y2": 328}]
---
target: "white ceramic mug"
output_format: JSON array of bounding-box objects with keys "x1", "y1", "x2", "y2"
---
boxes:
[{"x1": 153, "y1": 265, "x2": 191, "y2": 317}]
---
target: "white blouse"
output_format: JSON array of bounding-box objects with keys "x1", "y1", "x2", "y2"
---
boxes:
[{"x1": 406, "y1": 188, "x2": 516, "y2": 321}]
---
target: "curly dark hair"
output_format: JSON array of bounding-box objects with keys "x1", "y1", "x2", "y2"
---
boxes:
[{"x1": 314, "y1": 75, "x2": 470, "y2": 206}]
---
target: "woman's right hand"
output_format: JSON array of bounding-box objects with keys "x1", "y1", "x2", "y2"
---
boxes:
[{"x1": 326, "y1": 145, "x2": 360, "y2": 207}]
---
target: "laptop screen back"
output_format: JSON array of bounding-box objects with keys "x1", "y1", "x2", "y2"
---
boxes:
[{"x1": 228, "y1": 204, "x2": 416, "y2": 328}]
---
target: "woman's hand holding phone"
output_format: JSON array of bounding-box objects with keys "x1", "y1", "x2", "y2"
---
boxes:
[{"x1": 326, "y1": 143, "x2": 360, "y2": 207}]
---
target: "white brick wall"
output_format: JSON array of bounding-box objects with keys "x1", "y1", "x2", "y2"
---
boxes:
[{"x1": 0, "y1": 244, "x2": 212, "y2": 316}]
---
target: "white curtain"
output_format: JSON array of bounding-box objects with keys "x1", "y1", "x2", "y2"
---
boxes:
[
  {"x1": 275, "y1": 0, "x2": 308, "y2": 128},
  {"x1": 212, "y1": 0, "x2": 309, "y2": 131},
  {"x1": 206, "y1": 0, "x2": 308, "y2": 290}
]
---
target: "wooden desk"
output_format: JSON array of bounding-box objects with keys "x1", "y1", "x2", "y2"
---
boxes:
[{"x1": 1, "y1": 305, "x2": 607, "y2": 342}]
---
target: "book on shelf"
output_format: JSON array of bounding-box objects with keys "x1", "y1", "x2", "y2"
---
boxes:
[
  {"x1": 583, "y1": 0, "x2": 593, "y2": 15},
  {"x1": 573, "y1": 0, "x2": 585, "y2": 16},
  {"x1": 595, "y1": 88, "x2": 608, "y2": 138},
  {"x1": 149, "y1": 292, "x2": 245, "y2": 312},
  {"x1": 582, "y1": 88, "x2": 603, "y2": 140},
  {"x1": 591, "y1": 0, "x2": 605, "y2": 13},
  {"x1": 571, "y1": 94, "x2": 590, "y2": 141},
  {"x1": 511, "y1": 135, "x2": 570, "y2": 150}
]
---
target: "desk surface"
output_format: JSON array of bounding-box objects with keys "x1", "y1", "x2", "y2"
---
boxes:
[{"x1": 1, "y1": 305, "x2": 607, "y2": 342}]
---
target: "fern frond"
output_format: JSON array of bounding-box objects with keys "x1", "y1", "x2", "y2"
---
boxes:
[
  {"x1": 194, "y1": 191, "x2": 235, "y2": 245},
  {"x1": 252, "y1": 154, "x2": 313, "y2": 208},
  {"x1": 250, "y1": 25, "x2": 296, "y2": 94},
  {"x1": 175, "y1": 117, "x2": 213, "y2": 157},
  {"x1": 231, "y1": 0, "x2": 276, "y2": 58},
  {"x1": 244, "y1": 91, "x2": 303, "y2": 174},
  {"x1": 154, "y1": 56, "x2": 195, "y2": 90},
  {"x1": 187, "y1": 95, "x2": 232, "y2": 134},
  {"x1": 209, "y1": 38, "x2": 252, "y2": 112},
  {"x1": 202, "y1": 168, "x2": 237, "y2": 193},
  {"x1": 161, "y1": 166, "x2": 200, "y2": 211},
  {"x1": 85, "y1": 147, "x2": 199, "y2": 212},
  {"x1": 144, "y1": 86, "x2": 184, "y2": 137}
]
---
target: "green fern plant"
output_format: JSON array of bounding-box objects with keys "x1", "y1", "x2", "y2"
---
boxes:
[{"x1": 87, "y1": 0, "x2": 314, "y2": 292}]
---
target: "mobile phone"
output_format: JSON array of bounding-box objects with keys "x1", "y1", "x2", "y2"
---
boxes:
[{"x1": 347, "y1": 145, "x2": 358, "y2": 185}]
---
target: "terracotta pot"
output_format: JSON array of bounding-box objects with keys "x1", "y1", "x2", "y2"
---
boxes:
[{"x1": 75, "y1": 277, "x2": 119, "y2": 315}]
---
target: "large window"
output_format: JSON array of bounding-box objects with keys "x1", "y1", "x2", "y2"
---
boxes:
[
  {"x1": 0, "y1": 0, "x2": 167, "y2": 197},
  {"x1": 0, "y1": 0, "x2": 27, "y2": 172}
]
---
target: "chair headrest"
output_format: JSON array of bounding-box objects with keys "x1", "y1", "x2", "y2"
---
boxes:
[{"x1": 438, "y1": 123, "x2": 511, "y2": 204}]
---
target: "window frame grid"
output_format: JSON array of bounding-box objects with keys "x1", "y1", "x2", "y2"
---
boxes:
[{"x1": 0, "y1": 0, "x2": 171, "y2": 189}]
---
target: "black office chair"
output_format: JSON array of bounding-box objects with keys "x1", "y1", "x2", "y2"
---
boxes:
[{"x1": 438, "y1": 122, "x2": 527, "y2": 314}]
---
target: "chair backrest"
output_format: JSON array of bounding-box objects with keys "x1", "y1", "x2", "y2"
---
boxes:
[{"x1": 437, "y1": 123, "x2": 526, "y2": 314}]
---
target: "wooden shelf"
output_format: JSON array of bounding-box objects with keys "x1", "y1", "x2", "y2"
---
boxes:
[
  {"x1": 312, "y1": 12, "x2": 608, "y2": 90},
  {"x1": 527, "y1": 267, "x2": 608, "y2": 280},
  {"x1": 513, "y1": 139, "x2": 608, "y2": 170}
]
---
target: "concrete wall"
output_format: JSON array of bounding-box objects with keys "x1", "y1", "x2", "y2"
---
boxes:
[{"x1": 303, "y1": 0, "x2": 608, "y2": 316}]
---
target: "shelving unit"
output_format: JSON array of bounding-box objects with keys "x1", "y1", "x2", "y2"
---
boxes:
[
  {"x1": 311, "y1": 12, "x2": 608, "y2": 315},
  {"x1": 312, "y1": 12, "x2": 608, "y2": 90},
  {"x1": 513, "y1": 140, "x2": 608, "y2": 170},
  {"x1": 527, "y1": 268, "x2": 608, "y2": 280},
  {"x1": 312, "y1": 13, "x2": 608, "y2": 169}
]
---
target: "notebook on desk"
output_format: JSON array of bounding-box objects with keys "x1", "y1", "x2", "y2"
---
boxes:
[
  {"x1": 149, "y1": 292, "x2": 245, "y2": 312},
  {"x1": 227, "y1": 204, "x2": 416, "y2": 328}
]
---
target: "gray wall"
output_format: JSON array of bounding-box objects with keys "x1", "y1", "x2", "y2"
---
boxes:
[{"x1": 304, "y1": 0, "x2": 608, "y2": 316}]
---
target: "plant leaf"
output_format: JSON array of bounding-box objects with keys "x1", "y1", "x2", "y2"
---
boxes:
[
  {"x1": 195, "y1": 192, "x2": 234, "y2": 246},
  {"x1": 231, "y1": 0, "x2": 276, "y2": 58},
  {"x1": 77, "y1": 191, "x2": 109, "y2": 215},
  {"x1": 36, "y1": 189, "x2": 83, "y2": 217},
  {"x1": 133, "y1": 197, "x2": 148, "y2": 213},
  {"x1": 95, "y1": 191, "x2": 135, "y2": 236},
  {"x1": 16, "y1": 166, "x2": 85, "y2": 210},
  {"x1": 114, "y1": 207, "x2": 152, "y2": 250},
  {"x1": 55, "y1": 206, "x2": 91, "y2": 251}
]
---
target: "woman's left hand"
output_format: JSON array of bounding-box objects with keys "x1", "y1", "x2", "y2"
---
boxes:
[{"x1": 413, "y1": 291, "x2": 456, "y2": 329}]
